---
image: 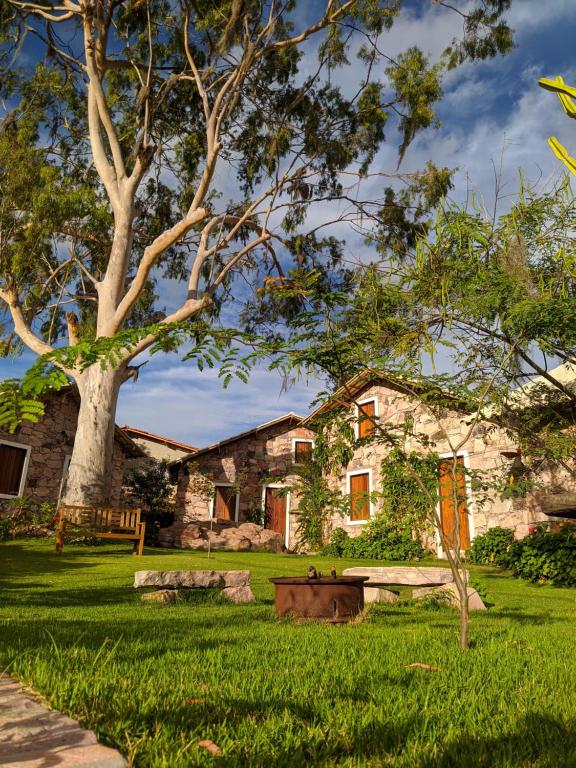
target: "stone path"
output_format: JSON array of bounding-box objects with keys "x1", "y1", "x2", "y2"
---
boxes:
[{"x1": 0, "y1": 674, "x2": 126, "y2": 767}]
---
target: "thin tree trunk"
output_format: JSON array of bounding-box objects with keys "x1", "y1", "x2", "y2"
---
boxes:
[{"x1": 62, "y1": 365, "x2": 123, "y2": 506}]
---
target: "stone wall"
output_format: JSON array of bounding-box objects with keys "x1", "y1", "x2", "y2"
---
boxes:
[
  {"x1": 0, "y1": 390, "x2": 127, "y2": 508},
  {"x1": 171, "y1": 422, "x2": 315, "y2": 549},
  {"x1": 324, "y1": 382, "x2": 570, "y2": 551}
]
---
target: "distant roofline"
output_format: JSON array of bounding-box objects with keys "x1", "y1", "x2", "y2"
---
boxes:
[
  {"x1": 120, "y1": 425, "x2": 197, "y2": 453},
  {"x1": 172, "y1": 412, "x2": 303, "y2": 464}
]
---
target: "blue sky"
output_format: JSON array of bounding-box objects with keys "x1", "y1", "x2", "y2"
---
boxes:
[{"x1": 3, "y1": 0, "x2": 576, "y2": 447}]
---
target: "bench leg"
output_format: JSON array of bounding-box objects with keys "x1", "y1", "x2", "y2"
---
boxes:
[{"x1": 138, "y1": 523, "x2": 146, "y2": 557}]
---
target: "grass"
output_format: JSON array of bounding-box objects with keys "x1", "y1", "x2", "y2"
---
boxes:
[{"x1": 1, "y1": 540, "x2": 575, "y2": 767}]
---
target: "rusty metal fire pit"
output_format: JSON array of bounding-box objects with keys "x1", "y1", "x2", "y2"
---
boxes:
[{"x1": 270, "y1": 575, "x2": 369, "y2": 622}]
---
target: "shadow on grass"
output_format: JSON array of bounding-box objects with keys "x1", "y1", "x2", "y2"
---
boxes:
[{"x1": 418, "y1": 712, "x2": 576, "y2": 768}]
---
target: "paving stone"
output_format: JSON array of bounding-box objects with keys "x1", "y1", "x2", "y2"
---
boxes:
[{"x1": 0, "y1": 675, "x2": 126, "y2": 767}]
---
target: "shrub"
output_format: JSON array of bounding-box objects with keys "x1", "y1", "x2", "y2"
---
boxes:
[
  {"x1": 0, "y1": 496, "x2": 56, "y2": 540},
  {"x1": 508, "y1": 527, "x2": 576, "y2": 587},
  {"x1": 323, "y1": 515, "x2": 428, "y2": 561},
  {"x1": 468, "y1": 526, "x2": 516, "y2": 566},
  {"x1": 124, "y1": 460, "x2": 176, "y2": 545}
]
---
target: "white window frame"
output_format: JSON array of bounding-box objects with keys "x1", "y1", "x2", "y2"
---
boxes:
[
  {"x1": 261, "y1": 483, "x2": 291, "y2": 548},
  {"x1": 210, "y1": 482, "x2": 240, "y2": 522},
  {"x1": 435, "y1": 450, "x2": 476, "y2": 558},
  {"x1": 354, "y1": 397, "x2": 379, "y2": 440},
  {"x1": 291, "y1": 438, "x2": 315, "y2": 462},
  {"x1": 0, "y1": 439, "x2": 32, "y2": 499},
  {"x1": 346, "y1": 468, "x2": 373, "y2": 525}
]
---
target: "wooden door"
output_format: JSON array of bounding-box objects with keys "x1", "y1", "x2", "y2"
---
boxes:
[
  {"x1": 265, "y1": 487, "x2": 287, "y2": 544},
  {"x1": 438, "y1": 458, "x2": 470, "y2": 549},
  {"x1": 214, "y1": 485, "x2": 237, "y2": 520},
  {"x1": 349, "y1": 472, "x2": 370, "y2": 521}
]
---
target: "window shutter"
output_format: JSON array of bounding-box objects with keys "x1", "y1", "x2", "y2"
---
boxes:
[
  {"x1": 294, "y1": 441, "x2": 313, "y2": 461},
  {"x1": 349, "y1": 472, "x2": 370, "y2": 520},
  {"x1": 358, "y1": 401, "x2": 376, "y2": 438}
]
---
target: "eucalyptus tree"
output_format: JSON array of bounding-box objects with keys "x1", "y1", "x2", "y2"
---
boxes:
[{"x1": 0, "y1": 0, "x2": 513, "y2": 505}]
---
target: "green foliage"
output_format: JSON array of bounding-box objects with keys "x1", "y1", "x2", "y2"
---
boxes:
[
  {"x1": 379, "y1": 448, "x2": 438, "y2": 534},
  {"x1": 323, "y1": 512, "x2": 428, "y2": 560},
  {"x1": 124, "y1": 460, "x2": 176, "y2": 545},
  {"x1": 290, "y1": 459, "x2": 349, "y2": 551},
  {"x1": 0, "y1": 496, "x2": 56, "y2": 539},
  {"x1": 508, "y1": 527, "x2": 576, "y2": 586},
  {"x1": 467, "y1": 526, "x2": 516, "y2": 566}
]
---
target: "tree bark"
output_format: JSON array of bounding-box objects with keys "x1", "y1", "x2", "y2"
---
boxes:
[{"x1": 62, "y1": 365, "x2": 124, "y2": 506}]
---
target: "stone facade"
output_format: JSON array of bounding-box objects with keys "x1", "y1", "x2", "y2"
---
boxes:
[
  {"x1": 321, "y1": 380, "x2": 574, "y2": 553},
  {"x1": 168, "y1": 416, "x2": 315, "y2": 550},
  {"x1": 0, "y1": 389, "x2": 138, "y2": 508}
]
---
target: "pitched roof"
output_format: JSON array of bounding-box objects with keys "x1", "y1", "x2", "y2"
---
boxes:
[
  {"x1": 120, "y1": 425, "x2": 197, "y2": 453},
  {"x1": 172, "y1": 412, "x2": 303, "y2": 464},
  {"x1": 302, "y1": 369, "x2": 472, "y2": 424}
]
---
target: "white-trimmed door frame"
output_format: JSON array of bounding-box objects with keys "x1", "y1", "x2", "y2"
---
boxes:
[
  {"x1": 345, "y1": 467, "x2": 373, "y2": 525},
  {"x1": 0, "y1": 438, "x2": 32, "y2": 499}
]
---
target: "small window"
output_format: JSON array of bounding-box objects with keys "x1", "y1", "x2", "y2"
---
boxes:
[
  {"x1": 212, "y1": 484, "x2": 238, "y2": 521},
  {"x1": 357, "y1": 399, "x2": 377, "y2": 439},
  {"x1": 0, "y1": 440, "x2": 31, "y2": 498},
  {"x1": 294, "y1": 439, "x2": 314, "y2": 462},
  {"x1": 348, "y1": 471, "x2": 371, "y2": 522}
]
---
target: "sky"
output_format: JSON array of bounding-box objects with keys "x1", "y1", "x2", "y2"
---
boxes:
[{"x1": 3, "y1": 0, "x2": 576, "y2": 448}]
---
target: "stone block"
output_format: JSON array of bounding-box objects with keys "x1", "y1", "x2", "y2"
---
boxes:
[
  {"x1": 141, "y1": 589, "x2": 179, "y2": 604},
  {"x1": 220, "y1": 586, "x2": 256, "y2": 603},
  {"x1": 134, "y1": 570, "x2": 251, "y2": 589},
  {"x1": 343, "y1": 566, "x2": 460, "y2": 587},
  {"x1": 364, "y1": 587, "x2": 400, "y2": 604},
  {"x1": 412, "y1": 583, "x2": 486, "y2": 610}
]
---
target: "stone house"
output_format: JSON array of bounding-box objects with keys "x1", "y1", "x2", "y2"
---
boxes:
[
  {"x1": 120, "y1": 425, "x2": 197, "y2": 465},
  {"x1": 303, "y1": 370, "x2": 575, "y2": 556},
  {"x1": 165, "y1": 413, "x2": 316, "y2": 549},
  {"x1": 0, "y1": 388, "x2": 144, "y2": 508}
]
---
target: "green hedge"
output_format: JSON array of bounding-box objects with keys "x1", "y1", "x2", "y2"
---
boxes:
[
  {"x1": 323, "y1": 514, "x2": 428, "y2": 561},
  {"x1": 508, "y1": 527, "x2": 576, "y2": 586},
  {"x1": 469, "y1": 526, "x2": 576, "y2": 587}
]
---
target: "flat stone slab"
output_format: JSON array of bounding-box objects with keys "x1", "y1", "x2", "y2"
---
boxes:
[
  {"x1": 134, "y1": 570, "x2": 250, "y2": 589},
  {"x1": 0, "y1": 674, "x2": 126, "y2": 767},
  {"x1": 342, "y1": 566, "x2": 463, "y2": 587}
]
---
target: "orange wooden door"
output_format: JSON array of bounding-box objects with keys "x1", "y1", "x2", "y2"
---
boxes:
[
  {"x1": 349, "y1": 472, "x2": 370, "y2": 521},
  {"x1": 438, "y1": 458, "x2": 470, "y2": 549},
  {"x1": 214, "y1": 486, "x2": 237, "y2": 520},
  {"x1": 265, "y1": 487, "x2": 287, "y2": 543}
]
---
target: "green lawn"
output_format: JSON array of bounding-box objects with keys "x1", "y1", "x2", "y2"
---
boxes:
[{"x1": 1, "y1": 540, "x2": 575, "y2": 768}]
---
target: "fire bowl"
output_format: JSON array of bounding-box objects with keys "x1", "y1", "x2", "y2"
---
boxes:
[{"x1": 270, "y1": 576, "x2": 369, "y2": 622}]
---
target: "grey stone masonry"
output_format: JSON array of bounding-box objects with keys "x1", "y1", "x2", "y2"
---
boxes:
[
  {"x1": 0, "y1": 674, "x2": 126, "y2": 767},
  {"x1": 134, "y1": 570, "x2": 251, "y2": 589}
]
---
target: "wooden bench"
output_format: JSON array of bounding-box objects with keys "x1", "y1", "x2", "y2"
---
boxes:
[{"x1": 55, "y1": 505, "x2": 146, "y2": 556}]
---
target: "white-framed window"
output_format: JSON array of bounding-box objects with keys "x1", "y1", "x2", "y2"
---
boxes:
[
  {"x1": 210, "y1": 483, "x2": 240, "y2": 522},
  {"x1": 354, "y1": 397, "x2": 378, "y2": 440},
  {"x1": 0, "y1": 439, "x2": 32, "y2": 499},
  {"x1": 346, "y1": 468, "x2": 373, "y2": 524},
  {"x1": 292, "y1": 438, "x2": 315, "y2": 462}
]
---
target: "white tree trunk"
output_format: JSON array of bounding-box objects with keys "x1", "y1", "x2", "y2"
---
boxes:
[{"x1": 62, "y1": 365, "x2": 123, "y2": 506}]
